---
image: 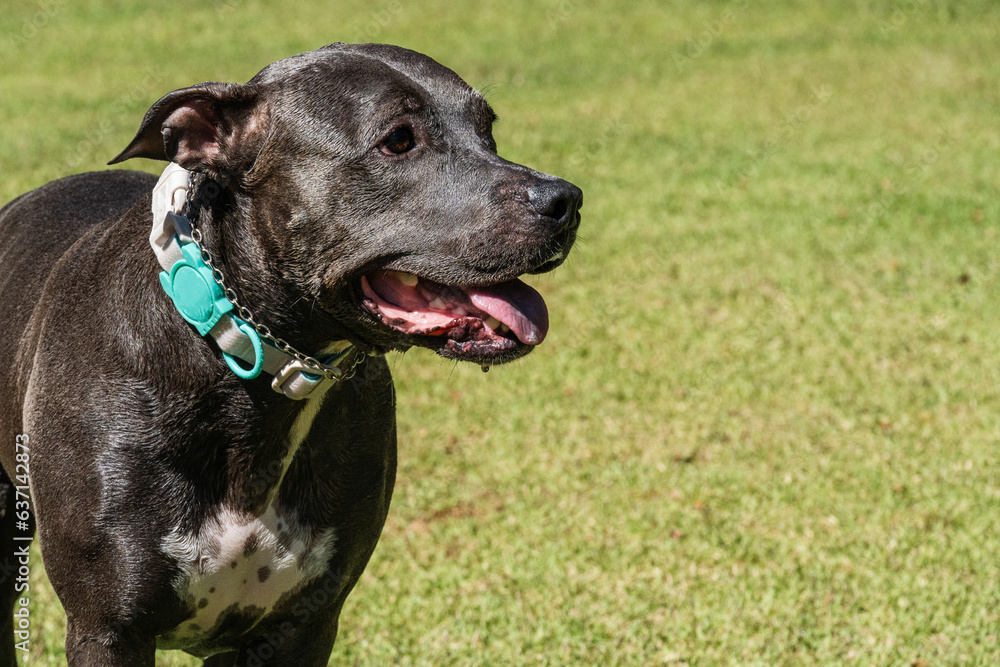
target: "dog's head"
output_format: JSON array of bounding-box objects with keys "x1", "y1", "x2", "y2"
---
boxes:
[{"x1": 112, "y1": 43, "x2": 582, "y2": 365}]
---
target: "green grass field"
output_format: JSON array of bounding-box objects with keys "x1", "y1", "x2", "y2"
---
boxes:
[{"x1": 3, "y1": 0, "x2": 1000, "y2": 664}]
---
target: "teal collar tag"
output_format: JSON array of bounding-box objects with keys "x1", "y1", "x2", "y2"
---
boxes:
[
  {"x1": 158, "y1": 239, "x2": 232, "y2": 336},
  {"x1": 158, "y1": 236, "x2": 264, "y2": 380}
]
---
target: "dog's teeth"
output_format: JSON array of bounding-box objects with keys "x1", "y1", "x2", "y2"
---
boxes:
[
  {"x1": 485, "y1": 316, "x2": 501, "y2": 330},
  {"x1": 498, "y1": 323, "x2": 510, "y2": 334},
  {"x1": 453, "y1": 306, "x2": 468, "y2": 316},
  {"x1": 389, "y1": 271, "x2": 419, "y2": 287},
  {"x1": 429, "y1": 297, "x2": 447, "y2": 310}
]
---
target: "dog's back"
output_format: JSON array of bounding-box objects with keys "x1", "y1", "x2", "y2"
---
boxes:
[{"x1": 0, "y1": 170, "x2": 154, "y2": 435}]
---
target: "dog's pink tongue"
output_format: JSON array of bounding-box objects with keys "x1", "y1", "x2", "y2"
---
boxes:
[{"x1": 468, "y1": 279, "x2": 549, "y2": 345}]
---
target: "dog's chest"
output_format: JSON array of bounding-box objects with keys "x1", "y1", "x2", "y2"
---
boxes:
[
  {"x1": 156, "y1": 396, "x2": 334, "y2": 650},
  {"x1": 157, "y1": 503, "x2": 335, "y2": 649}
]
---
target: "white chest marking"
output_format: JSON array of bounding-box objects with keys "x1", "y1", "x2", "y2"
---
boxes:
[
  {"x1": 159, "y1": 505, "x2": 335, "y2": 647},
  {"x1": 158, "y1": 396, "x2": 334, "y2": 648}
]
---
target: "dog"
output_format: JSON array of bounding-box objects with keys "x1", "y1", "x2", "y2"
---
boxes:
[{"x1": 0, "y1": 43, "x2": 581, "y2": 665}]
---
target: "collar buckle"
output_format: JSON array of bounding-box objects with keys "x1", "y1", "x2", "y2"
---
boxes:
[{"x1": 271, "y1": 358, "x2": 333, "y2": 400}]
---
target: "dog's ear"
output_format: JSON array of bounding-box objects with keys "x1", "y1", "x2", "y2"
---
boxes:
[{"x1": 108, "y1": 82, "x2": 266, "y2": 174}]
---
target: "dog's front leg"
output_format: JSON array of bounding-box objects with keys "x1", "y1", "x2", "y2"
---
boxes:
[
  {"x1": 227, "y1": 614, "x2": 339, "y2": 667},
  {"x1": 64, "y1": 621, "x2": 156, "y2": 666}
]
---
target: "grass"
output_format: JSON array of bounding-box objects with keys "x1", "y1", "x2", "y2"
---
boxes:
[{"x1": 3, "y1": 0, "x2": 1000, "y2": 664}]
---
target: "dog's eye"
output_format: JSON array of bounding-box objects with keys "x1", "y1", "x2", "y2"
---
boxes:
[{"x1": 381, "y1": 127, "x2": 415, "y2": 155}]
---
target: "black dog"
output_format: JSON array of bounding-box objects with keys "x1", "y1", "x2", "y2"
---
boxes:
[{"x1": 0, "y1": 43, "x2": 580, "y2": 665}]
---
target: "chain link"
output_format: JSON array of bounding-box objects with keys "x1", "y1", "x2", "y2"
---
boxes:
[{"x1": 184, "y1": 175, "x2": 364, "y2": 383}]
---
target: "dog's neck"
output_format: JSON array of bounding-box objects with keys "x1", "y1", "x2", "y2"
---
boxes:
[
  {"x1": 150, "y1": 163, "x2": 362, "y2": 401},
  {"x1": 181, "y1": 168, "x2": 322, "y2": 341},
  {"x1": 136, "y1": 164, "x2": 381, "y2": 513}
]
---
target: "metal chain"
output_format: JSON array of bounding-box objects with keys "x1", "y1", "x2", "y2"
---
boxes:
[{"x1": 183, "y1": 175, "x2": 364, "y2": 383}]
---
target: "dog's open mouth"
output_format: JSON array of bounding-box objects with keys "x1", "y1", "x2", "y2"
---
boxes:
[{"x1": 360, "y1": 270, "x2": 549, "y2": 362}]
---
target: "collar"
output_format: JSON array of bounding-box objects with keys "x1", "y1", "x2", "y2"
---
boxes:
[{"x1": 150, "y1": 163, "x2": 361, "y2": 400}]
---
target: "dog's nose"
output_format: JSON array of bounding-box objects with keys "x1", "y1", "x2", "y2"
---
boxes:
[{"x1": 528, "y1": 179, "x2": 583, "y2": 232}]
